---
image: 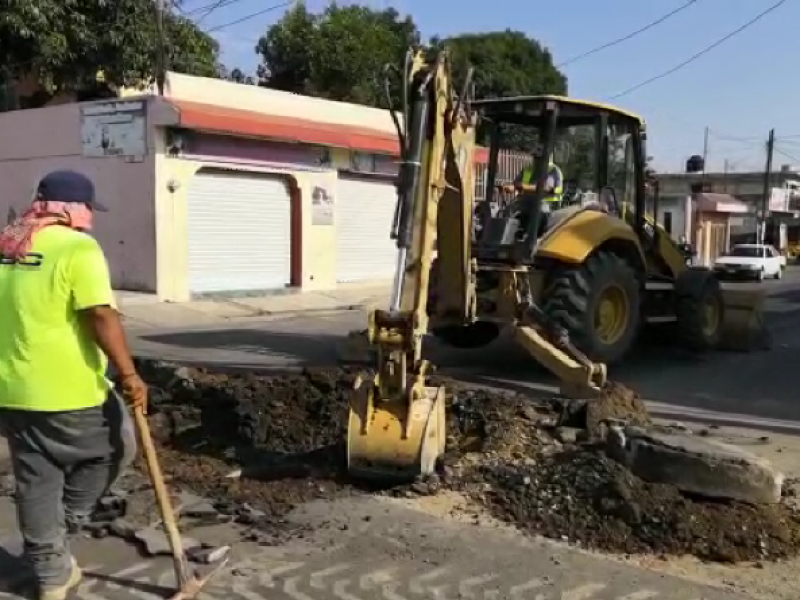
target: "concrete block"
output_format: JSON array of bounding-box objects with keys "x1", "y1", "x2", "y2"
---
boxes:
[{"x1": 606, "y1": 425, "x2": 784, "y2": 504}]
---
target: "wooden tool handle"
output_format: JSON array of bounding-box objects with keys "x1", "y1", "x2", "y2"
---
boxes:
[{"x1": 132, "y1": 403, "x2": 191, "y2": 586}]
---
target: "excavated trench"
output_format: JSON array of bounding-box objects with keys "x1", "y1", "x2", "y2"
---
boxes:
[{"x1": 135, "y1": 360, "x2": 800, "y2": 563}]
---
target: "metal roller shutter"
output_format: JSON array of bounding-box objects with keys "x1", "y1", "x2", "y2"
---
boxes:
[
  {"x1": 187, "y1": 170, "x2": 292, "y2": 294},
  {"x1": 336, "y1": 176, "x2": 398, "y2": 283}
]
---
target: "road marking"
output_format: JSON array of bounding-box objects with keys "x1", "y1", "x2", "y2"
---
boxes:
[
  {"x1": 409, "y1": 567, "x2": 449, "y2": 594},
  {"x1": 310, "y1": 564, "x2": 352, "y2": 589},
  {"x1": 284, "y1": 576, "x2": 317, "y2": 600},
  {"x1": 458, "y1": 574, "x2": 499, "y2": 599},
  {"x1": 616, "y1": 592, "x2": 659, "y2": 600},
  {"x1": 510, "y1": 578, "x2": 547, "y2": 599},
  {"x1": 561, "y1": 583, "x2": 607, "y2": 600},
  {"x1": 360, "y1": 567, "x2": 399, "y2": 589},
  {"x1": 382, "y1": 582, "x2": 410, "y2": 600},
  {"x1": 260, "y1": 561, "x2": 306, "y2": 587},
  {"x1": 333, "y1": 579, "x2": 363, "y2": 600}
]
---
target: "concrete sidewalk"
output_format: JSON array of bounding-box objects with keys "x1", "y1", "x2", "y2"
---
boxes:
[{"x1": 118, "y1": 282, "x2": 390, "y2": 330}]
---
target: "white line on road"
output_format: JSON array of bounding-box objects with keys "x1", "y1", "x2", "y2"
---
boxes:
[
  {"x1": 561, "y1": 583, "x2": 607, "y2": 600},
  {"x1": 616, "y1": 592, "x2": 659, "y2": 600},
  {"x1": 409, "y1": 567, "x2": 450, "y2": 594},
  {"x1": 333, "y1": 579, "x2": 363, "y2": 600},
  {"x1": 458, "y1": 574, "x2": 499, "y2": 598},
  {"x1": 510, "y1": 578, "x2": 546, "y2": 599},
  {"x1": 285, "y1": 575, "x2": 317, "y2": 600},
  {"x1": 310, "y1": 564, "x2": 352, "y2": 589}
]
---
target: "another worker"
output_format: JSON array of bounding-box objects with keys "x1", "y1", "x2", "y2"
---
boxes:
[
  {"x1": 0, "y1": 170, "x2": 147, "y2": 600},
  {"x1": 501, "y1": 150, "x2": 565, "y2": 212}
]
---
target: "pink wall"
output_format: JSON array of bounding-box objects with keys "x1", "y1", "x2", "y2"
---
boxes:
[{"x1": 0, "y1": 102, "x2": 157, "y2": 291}]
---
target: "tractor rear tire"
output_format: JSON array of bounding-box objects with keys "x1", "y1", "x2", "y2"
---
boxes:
[
  {"x1": 542, "y1": 251, "x2": 641, "y2": 364},
  {"x1": 674, "y1": 267, "x2": 724, "y2": 350}
]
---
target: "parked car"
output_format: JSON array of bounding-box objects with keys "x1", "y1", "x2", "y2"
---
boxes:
[{"x1": 713, "y1": 243, "x2": 785, "y2": 281}]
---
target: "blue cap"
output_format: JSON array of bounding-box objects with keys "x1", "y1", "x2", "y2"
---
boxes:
[{"x1": 36, "y1": 170, "x2": 108, "y2": 212}]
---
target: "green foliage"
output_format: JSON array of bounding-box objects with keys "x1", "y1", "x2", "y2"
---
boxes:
[
  {"x1": 435, "y1": 30, "x2": 567, "y2": 151},
  {"x1": 0, "y1": 0, "x2": 220, "y2": 103},
  {"x1": 257, "y1": 1, "x2": 420, "y2": 108}
]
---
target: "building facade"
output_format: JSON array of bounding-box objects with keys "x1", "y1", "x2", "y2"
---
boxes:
[{"x1": 0, "y1": 72, "x2": 490, "y2": 302}]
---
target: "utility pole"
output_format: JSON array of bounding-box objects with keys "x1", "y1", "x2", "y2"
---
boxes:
[
  {"x1": 723, "y1": 158, "x2": 729, "y2": 193},
  {"x1": 760, "y1": 128, "x2": 775, "y2": 244},
  {"x1": 701, "y1": 126, "x2": 709, "y2": 186},
  {"x1": 155, "y1": 0, "x2": 166, "y2": 96}
]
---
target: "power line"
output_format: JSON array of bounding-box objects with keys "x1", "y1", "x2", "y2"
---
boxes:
[
  {"x1": 182, "y1": 0, "x2": 251, "y2": 17},
  {"x1": 558, "y1": 0, "x2": 700, "y2": 68},
  {"x1": 206, "y1": 0, "x2": 295, "y2": 32},
  {"x1": 608, "y1": 0, "x2": 789, "y2": 100},
  {"x1": 774, "y1": 145, "x2": 800, "y2": 164},
  {"x1": 194, "y1": 0, "x2": 230, "y2": 25}
]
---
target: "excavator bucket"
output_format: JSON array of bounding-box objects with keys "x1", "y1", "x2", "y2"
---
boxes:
[
  {"x1": 347, "y1": 376, "x2": 447, "y2": 482},
  {"x1": 718, "y1": 287, "x2": 770, "y2": 351}
]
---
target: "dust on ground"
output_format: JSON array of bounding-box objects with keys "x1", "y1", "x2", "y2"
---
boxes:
[{"x1": 128, "y1": 360, "x2": 800, "y2": 572}]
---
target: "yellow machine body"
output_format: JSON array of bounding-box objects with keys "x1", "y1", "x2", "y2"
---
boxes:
[{"x1": 346, "y1": 51, "x2": 767, "y2": 483}]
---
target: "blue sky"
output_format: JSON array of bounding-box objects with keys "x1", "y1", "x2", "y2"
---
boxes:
[{"x1": 183, "y1": 0, "x2": 800, "y2": 174}]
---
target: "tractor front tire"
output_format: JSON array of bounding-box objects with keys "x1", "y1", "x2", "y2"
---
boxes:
[
  {"x1": 674, "y1": 267, "x2": 724, "y2": 350},
  {"x1": 543, "y1": 251, "x2": 641, "y2": 364}
]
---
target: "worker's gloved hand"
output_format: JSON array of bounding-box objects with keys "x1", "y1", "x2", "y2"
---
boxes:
[{"x1": 121, "y1": 372, "x2": 149, "y2": 414}]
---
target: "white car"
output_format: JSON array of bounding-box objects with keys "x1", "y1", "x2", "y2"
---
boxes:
[{"x1": 714, "y1": 243, "x2": 786, "y2": 281}]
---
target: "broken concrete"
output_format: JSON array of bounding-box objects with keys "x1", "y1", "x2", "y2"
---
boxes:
[
  {"x1": 134, "y1": 525, "x2": 201, "y2": 556},
  {"x1": 186, "y1": 544, "x2": 231, "y2": 564},
  {"x1": 606, "y1": 425, "x2": 784, "y2": 504}
]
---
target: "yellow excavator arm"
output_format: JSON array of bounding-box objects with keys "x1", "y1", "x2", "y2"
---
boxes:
[
  {"x1": 347, "y1": 49, "x2": 609, "y2": 482},
  {"x1": 347, "y1": 49, "x2": 475, "y2": 481}
]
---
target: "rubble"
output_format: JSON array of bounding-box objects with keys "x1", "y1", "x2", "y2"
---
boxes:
[
  {"x1": 473, "y1": 450, "x2": 800, "y2": 562},
  {"x1": 128, "y1": 360, "x2": 800, "y2": 563}
]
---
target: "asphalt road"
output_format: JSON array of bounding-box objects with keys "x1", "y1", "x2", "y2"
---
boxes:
[
  {"x1": 4, "y1": 271, "x2": 799, "y2": 600},
  {"x1": 130, "y1": 266, "x2": 800, "y2": 427}
]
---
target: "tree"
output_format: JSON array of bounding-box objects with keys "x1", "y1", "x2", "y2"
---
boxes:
[
  {"x1": 219, "y1": 66, "x2": 256, "y2": 85},
  {"x1": 0, "y1": 0, "x2": 220, "y2": 106},
  {"x1": 433, "y1": 30, "x2": 567, "y2": 151},
  {"x1": 256, "y1": 2, "x2": 420, "y2": 108}
]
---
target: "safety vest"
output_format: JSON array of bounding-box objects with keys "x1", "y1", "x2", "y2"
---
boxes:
[{"x1": 521, "y1": 164, "x2": 564, "y2": 202}]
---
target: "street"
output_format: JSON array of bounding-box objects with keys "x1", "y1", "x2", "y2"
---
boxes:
[{"x1": 3, "y1": 271, "x2": 800, "y2": 600}]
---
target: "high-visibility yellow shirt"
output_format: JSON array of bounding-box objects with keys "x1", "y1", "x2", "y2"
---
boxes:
[
  {"x1": 0, "y1": 226, "x2": 115, "y2": 411},
  {"x1": 520, "y1": 164, "x2": 564, "y2": 201}
]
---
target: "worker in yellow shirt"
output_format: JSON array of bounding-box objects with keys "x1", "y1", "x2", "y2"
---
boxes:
[{"x1": 0, "y1": 170, "x2": 147, "y2": 600}]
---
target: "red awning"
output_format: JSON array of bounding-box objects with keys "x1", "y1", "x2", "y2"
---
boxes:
[{"x1": 169, "y1": 99, "x2": 401, "y2": 156}]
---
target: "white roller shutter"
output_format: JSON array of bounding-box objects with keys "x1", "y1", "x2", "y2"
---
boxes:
[
  {"x1": 336, "y1": 176, "x2": 399, "y2": 282},
  {"x1": 187, "y1": 170, "x2": 292, "y2": 294}
]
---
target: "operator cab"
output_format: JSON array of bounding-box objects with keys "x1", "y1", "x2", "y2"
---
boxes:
[{"x1": 472, "y1": 95, "x2": 648, "y2": 265}]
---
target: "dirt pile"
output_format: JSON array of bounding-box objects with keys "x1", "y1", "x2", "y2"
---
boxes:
[
  {"x1": 136, "y1": 361, "x2": 800, "y2": 563},
  {"x1": 137, "y1": 361, "x2": 357, "y2": 533},
  {"x1": 473, "y1": 449, "x2": 800, "y2": 562}
]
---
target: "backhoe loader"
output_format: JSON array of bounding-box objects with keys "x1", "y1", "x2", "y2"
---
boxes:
[{"x1": 346, "y1": 48, "x2": 765, "y2": 482}]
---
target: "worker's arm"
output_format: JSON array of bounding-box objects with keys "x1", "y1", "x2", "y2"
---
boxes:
[{"x1": 69, "y1": 241, "x2": 147, "y2": 410}]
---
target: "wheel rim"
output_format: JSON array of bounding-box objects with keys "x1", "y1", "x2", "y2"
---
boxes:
[
  {"x1": 595, "y1": 284, "x2": 630, "y2": 345},
  {"x1": 703, "y1": 296, "x2": 721, "y2": 338}
]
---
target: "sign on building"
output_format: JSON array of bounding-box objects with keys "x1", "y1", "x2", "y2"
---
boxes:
[{"x1": 80, "y1": 100, "x2": 147, "y2": 158}]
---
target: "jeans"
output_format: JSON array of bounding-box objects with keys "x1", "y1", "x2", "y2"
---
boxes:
[{"x1": 0, "y1": 393, "x2": 136, "y2": 587}]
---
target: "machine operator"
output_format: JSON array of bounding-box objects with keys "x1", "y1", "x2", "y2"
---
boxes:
[{"x1": 501, "y1": 150, "x2": 564, "y2": 212}]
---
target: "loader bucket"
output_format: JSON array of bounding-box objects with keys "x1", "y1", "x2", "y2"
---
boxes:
[{"x1": 718, "y1": 287, "x2": 770, "y2": 351}]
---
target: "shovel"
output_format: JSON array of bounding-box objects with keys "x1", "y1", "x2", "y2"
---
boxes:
[{"x1": 117, "y1": 390, "x2": 229, "y2": 599}]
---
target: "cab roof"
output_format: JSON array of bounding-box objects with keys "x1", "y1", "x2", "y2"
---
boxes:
[{"x1": 471, "y1": 95, "x2": 645, "y2": 127}]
